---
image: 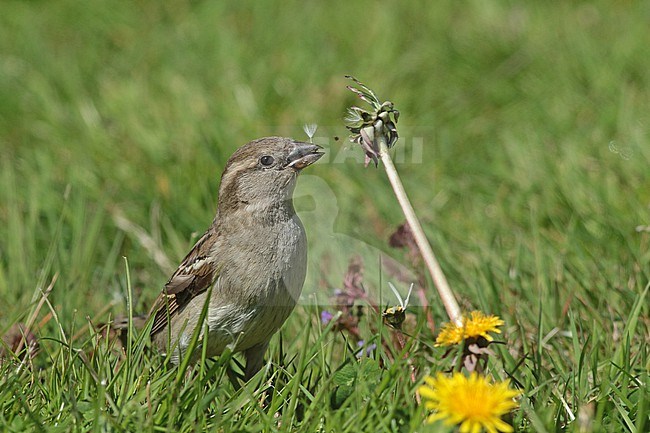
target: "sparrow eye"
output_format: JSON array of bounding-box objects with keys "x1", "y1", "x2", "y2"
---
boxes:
[{"x1": 260, "y1": 155, "x2": 275, "y2": 167}]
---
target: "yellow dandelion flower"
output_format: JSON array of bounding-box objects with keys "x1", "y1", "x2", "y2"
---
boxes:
[
  {"x1": 418, "y1": 372, "x2": 521, "y2": 433},
  {"x1": 435, "y1": 311, "x2": 504, "y2": 347}
]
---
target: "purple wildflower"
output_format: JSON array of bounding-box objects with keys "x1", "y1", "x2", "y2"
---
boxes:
[
  {"x1": 355, "y1": 340, "x2": 377, "y2": 358},
  {"x1": 321, "y1": 310, "x2": 334, "y2": 325}
]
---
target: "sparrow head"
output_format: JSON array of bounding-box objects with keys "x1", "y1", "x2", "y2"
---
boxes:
[{"x1": 217, "y1": 137, "x2": 324, "y2": 216}]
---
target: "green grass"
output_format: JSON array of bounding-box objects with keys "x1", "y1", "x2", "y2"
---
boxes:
[{"x1": 1, "y1": 1, "x2": 649, "y2": 431}]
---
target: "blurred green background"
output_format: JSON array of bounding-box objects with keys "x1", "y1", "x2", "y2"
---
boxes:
[{"x1": 1, "y1": 0, "x2": 648, "y2": 340}]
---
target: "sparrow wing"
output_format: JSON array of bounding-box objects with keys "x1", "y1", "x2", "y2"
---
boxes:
[{"x1": 149, "y1": 226, "x2": 219, "y2": 337}]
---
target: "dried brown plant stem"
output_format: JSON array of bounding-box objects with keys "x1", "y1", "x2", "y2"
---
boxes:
[
  {"x1": 13, "y1": 273, "x2": 58, "y2": 355},
  {"x1": 377, "y1": 138, "x2": 462, "y2": 327}
]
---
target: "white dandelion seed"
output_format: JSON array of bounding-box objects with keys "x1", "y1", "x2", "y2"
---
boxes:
[
  {"x1": 388, "y1": 282, "x2": 413, "y2": 310},
  {"x1": 303, "y1": 123, "x2": 318, "y2": 143},
  {"x1": 608, "y1": 141, "x2": 632, "y2": 160}
]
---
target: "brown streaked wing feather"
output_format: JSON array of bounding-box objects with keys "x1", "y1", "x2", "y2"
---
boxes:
[{"x1": 149, "y1": 226, "x2": 219, "y2": 337}]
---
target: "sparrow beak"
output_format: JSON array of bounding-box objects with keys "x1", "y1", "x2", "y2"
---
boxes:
[{"x1": 286, "y1": 143, "x2": 324, "y2": 170}]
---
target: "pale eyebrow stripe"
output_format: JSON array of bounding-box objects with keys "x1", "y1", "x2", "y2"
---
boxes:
[{"x1": 220, "y1": 159, "x2": 255, "y2": 188}]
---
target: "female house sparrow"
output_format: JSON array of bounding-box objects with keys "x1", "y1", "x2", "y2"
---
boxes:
[{"x1": 148, "y1": 137, "x2": 323, "y2": 379}]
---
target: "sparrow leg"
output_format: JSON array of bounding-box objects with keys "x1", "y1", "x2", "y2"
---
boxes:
[
  {"x1": 244, "y1": 341, "x2": 269, "y2": 380},
  {"x1": 226, "y1": 365, "x2": 243, "y2": 390}
]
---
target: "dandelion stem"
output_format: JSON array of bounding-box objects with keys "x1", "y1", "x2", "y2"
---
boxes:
[{"x1": 377, "y1": 138, "x2": 462, "y2": 326}]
